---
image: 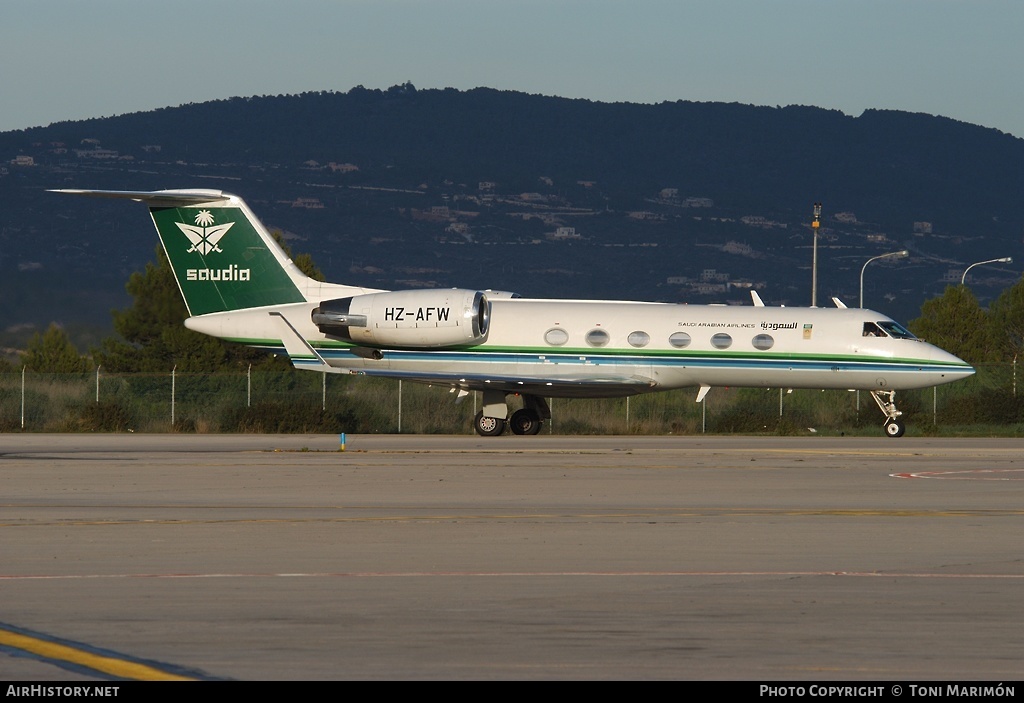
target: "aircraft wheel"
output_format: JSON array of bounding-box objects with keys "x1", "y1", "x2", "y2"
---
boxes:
[
  {"x1": 883, "y1": 419, "x2": 906, "y2": 438},
  {"x1": 509, "y1": 409, "x2": 543, "y2": 436},
  {"x1": 474, "y1": 411, "x2": 506, "y2": 437}
]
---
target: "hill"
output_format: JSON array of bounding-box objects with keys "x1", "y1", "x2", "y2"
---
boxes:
[{"x1": 1, "y1": 85, "x2": 1021, "y2": 348}]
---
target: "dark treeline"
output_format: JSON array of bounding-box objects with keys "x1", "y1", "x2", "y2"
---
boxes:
[{"x1": 5, "y1": 84, "x2": 1024, "y2": 228}]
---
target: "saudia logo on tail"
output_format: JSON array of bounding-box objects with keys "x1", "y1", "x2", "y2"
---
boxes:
[{"x1": 176, "y1": 210, "x2": 252, "y2": 282}]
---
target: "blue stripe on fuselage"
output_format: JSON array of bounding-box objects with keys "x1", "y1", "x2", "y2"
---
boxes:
[{"x1": 253, "y1": 344, "x2": 969, "y2": 376}]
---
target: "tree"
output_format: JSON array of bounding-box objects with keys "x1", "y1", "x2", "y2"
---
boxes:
[
  {"x1": 987, "y1": 277, "x2": 1024, "y2": 361},
  {"x1": 907, "y1": 285, "x2": 995, "y2": 364},
  {"x1": 92, "y1": 247, "x2": 232, "y2": 372},
  {"x1": 22, "y1": 323, "x2": 91, "y2": 373}
]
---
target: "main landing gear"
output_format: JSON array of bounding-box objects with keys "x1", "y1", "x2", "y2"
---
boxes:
[
  {"x1": 473, "y1": 412, "x2": 506, "y2": 436},
  {"x1": 473, "y1": 392, "x2": 550, "y2": 436},
  {"x1": 870, "y1": 389, "x2": 906, "y2": 438}
]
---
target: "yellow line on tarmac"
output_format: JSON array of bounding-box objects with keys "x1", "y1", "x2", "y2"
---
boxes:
[
  {"x1": 4, "y1": 507, "x2": 1022, "y2": 530},
  {"x1": 0, "y1": 627, "x2": 196, "y2": 681}
]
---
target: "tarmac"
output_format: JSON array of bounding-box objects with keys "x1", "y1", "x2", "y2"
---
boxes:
[{"x1": 2, "y1": 433, "x2": 1023, "y2": 680}]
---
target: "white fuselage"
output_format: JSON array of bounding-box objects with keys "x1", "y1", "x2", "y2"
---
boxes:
[{"x1": 186, "y1": 295, "x2": 974, "y2": 397}]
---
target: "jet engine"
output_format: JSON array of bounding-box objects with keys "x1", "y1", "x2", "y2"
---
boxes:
[{"x1": 312, "y1": 289, "x2": 490, "y2": 348}]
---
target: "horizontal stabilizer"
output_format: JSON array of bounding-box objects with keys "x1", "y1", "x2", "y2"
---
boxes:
[{"x1": 50, "y1": 189, "x2": 229, "y2": 205}]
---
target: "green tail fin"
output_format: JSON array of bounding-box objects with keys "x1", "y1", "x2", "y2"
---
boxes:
[{"x1": 54, "y1": 189, "x2": 309, "y2": 316}]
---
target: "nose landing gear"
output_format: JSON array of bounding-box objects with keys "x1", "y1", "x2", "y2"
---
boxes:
[
  {"x1": 883, "y1": 417, "x2": 906, "y2": 438},
  {"x1": 871, "y1": 390, "x2": 906, "y2": 438}
]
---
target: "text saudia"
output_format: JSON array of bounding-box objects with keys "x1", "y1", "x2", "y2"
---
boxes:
[{"x1": 186, "y1": 264, "x2": 251, "y2": 281}]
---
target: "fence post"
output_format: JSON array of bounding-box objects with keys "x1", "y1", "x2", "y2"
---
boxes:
[
  {"x1": 397, "y1": 379, "x2": 402, "y2": 433},
  {"x1": 322, "y1": 373, "x2": 326, "y2": 412},
  {"x1": 21, "y1": 366, "x2": 25, "y2": 430},
  {"x1": 96, "y1": 366, "x2": 101, "y2": 404},
  {"x1": 247, "y1": 364, "x2": 251, "y2": 408},
  {"x1": 171, "y1": 365, "x2": 176, "y2": 428}
]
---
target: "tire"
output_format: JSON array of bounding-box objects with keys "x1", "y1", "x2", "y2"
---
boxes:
[
  {"x1": 509, "y1": 409, "x2": 542, "y2": 436},
  {"x1": 474, "y1": 411, "x2": 506, "y2": 437},
  {"x1": 884, "y1": 419, "x2": 906, "y2": 438}
]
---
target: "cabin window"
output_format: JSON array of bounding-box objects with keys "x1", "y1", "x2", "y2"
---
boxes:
[
  {"x1": 752, "y1": 334, "x2": 775, "y2": 350},
  {"x1": 627, "y1": 331, "x2": 650, "y2": 348},
  {"x1": 668, "y1": 332, "x2": 692, "y2": 348},
  {"x1": 544, "y1": 328, "x2": 569, "y2": 346},
  {"x1": 877, "y1": 321, "x2": 917, "y2": 340},
  {"x1": 711, "y1": 333, "x2": 733, "y2": 349},
  {"x1": 586, "y1": 328, "x2": 611, "y2": 347}
]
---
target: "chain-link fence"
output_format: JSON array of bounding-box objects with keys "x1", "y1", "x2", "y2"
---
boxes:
[{"x1": 1, "y1": 363, "x2": 1021, "y2": 435}]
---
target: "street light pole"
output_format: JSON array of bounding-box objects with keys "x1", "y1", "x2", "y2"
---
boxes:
[
  {"x1": 859, "y1": 250, "x2": 909, "y2": 309},
  {"x1": 961, "y1": 257, "x2": 1013, "y2": 285},
  {"x1": 811, "y1": 203, "x2": 822, "y2": 307}
]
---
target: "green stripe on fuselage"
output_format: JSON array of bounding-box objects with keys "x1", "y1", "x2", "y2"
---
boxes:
[
  {"x1": 241, "y1": 337, "x2": 961, "y2": 369},
  {"x1": 151, "y1": 206, "x2": 304, "y2": 316}
]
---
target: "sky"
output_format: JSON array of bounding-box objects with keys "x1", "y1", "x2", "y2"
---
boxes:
[{"x1": 3, "y1": 0, "x2": 1023, "y2": 138}]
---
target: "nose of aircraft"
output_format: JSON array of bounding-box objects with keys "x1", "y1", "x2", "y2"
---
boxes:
[{"x1": 926, "y1": 342, "x2": 975, "y2": 383}]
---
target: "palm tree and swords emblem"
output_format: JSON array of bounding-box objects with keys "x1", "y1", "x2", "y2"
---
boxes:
[{"x1": 176, "y1": 210, "x2": 235, "y2": 255}]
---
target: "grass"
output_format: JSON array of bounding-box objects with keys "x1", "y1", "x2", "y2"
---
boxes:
[{"x1": 2, "y1": 369, "x2": 1023, "y2": 436}]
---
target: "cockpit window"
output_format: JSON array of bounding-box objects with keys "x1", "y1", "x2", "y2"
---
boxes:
[
  {"x1": 863, "y1": 322, "x2": 886, "y2": 338},
  {"x1": 877, "y1": 321, "x2": 917, "y2": 340}
]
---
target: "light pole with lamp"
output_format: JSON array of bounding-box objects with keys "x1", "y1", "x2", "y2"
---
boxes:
[
  {"x1": 961, "y1": 257, "x2": 1012, "y2": 285},
  {"x1": 811, "y1": 202, "x2": 822, "y2": 307},
  {"x1": 859, "y1": 250, "x2": 909, "y2": 308},
  {"x1": 856, "y1": 249, "x2": 909, "y2": 421}
]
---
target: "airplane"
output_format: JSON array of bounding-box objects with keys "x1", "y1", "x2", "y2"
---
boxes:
[{"x1": 54, "y1": 188, "x2": 974, "y2": 437}]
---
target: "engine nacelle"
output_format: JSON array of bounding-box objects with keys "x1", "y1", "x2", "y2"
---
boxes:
[{"x1": 312, "y1": 289, "x2": 490, "y2": 348}]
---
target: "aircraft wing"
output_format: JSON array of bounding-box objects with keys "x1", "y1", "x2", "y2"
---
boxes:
[
  {"x1": 267, "y1": 310, "x2": 656, "y2": 396},
  {"x1": 345, "y1": 368, "x2": 657, "y2": 398}
]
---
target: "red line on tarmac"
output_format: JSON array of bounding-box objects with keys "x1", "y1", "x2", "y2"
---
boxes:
[{"x1": 892, "y1": 469, "x2": 1024, "y2": 480}]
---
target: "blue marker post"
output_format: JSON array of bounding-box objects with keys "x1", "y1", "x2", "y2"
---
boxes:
[{"x1": 340, "y1": 432, "x2": 346, "y2": 452}]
